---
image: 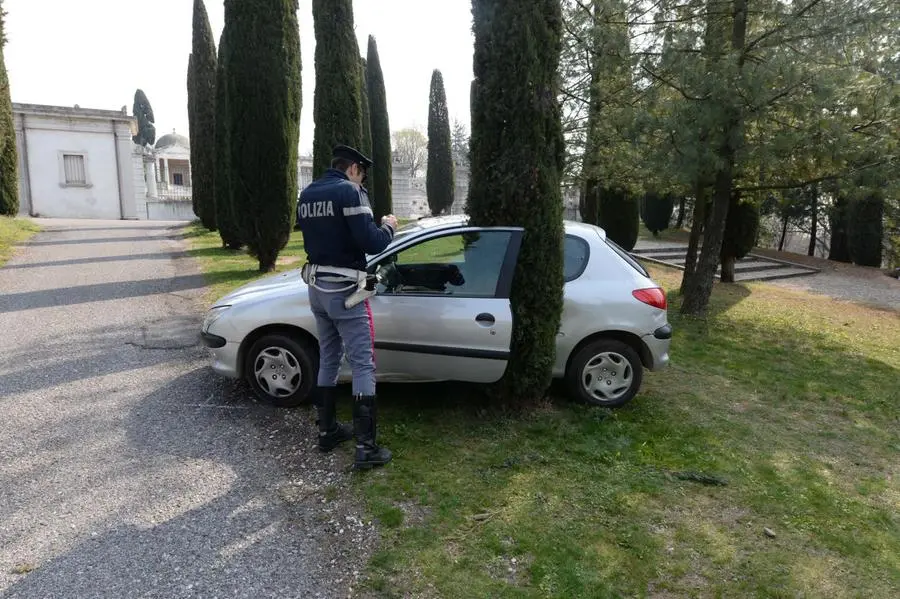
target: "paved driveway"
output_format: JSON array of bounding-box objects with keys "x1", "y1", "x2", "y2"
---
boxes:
[{"x1": 0, "y1": 219, "x2": 373, "y2": 598}]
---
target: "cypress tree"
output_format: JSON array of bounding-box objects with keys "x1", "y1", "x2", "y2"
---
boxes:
[
  {"x1": 640, "y1": 190, "x2": 675, "y2": 236},
  {"x1": 132, "y1": 89, "x2": 156, "y2": 147},
  {"x1": 213, "y1": 26, "x2": 242, "y2": 250},
  {"x1": 426, "y1": 69, "x2": 454, "y2": 216},
  {"x1": 598, "y1": 186, "x2": 639, "y2": 250},
  {"x1": 187, "y1": 53, "x2": 198, "y2": 219},
  {"x1": 0, "y1": 0, "x2": 19, "y2": 217},
  {"x1": 848, "y1": 193, "x2": 885, "y2": 267},
  {"x1": 468, "y1": 0, "x2": 566, "y2": 403},
  {"x1": 359, "y1": 57, "x2": 373, "y2": 160},
  {"x1": 311, "y1": 0, "x2": 361, "y2": 180},
  {"x1": 224, "y1": 0, "x2": 302, "y2": 272},
  {"x1": 367, "y1": 35, "x2": 392, "y2": 221},
  {"x1": 828, "y1": 194, "x2": 852, "y2": 262},
  {"x1": 187, "y1": 0, "x2": 218, "y2": 231}
]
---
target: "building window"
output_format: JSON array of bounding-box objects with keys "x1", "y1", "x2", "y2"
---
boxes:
[
  {"x1": 58, "y1": 151, "x2": 91, "y2": 188},
  {"x1": 173, "y1": 173, "x2": 184, "y2": 186},
  {"x1": 63, "y1": 154, "x2": 86, "y2": 185}
]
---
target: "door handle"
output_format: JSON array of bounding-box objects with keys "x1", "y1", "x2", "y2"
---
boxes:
[{"x1": 475, "y1": 313, "x2": 495, "y2": 326}]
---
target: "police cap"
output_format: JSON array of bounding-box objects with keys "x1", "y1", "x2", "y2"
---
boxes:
[{"x1": 333, "y1": 144, "x2": 374, "y2": 169}]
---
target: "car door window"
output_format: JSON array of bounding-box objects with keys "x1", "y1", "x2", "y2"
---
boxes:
[{"x1": 375, "y1": 231, "x2": 512, "y2": 297}]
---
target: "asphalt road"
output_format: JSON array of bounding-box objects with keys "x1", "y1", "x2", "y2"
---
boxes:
[{"x1": 0, "y1": 219, "x2": 375, "y2": 599}]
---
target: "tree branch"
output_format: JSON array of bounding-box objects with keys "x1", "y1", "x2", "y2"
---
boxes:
[
  {"x1": 743, "y1": 0, "x2": 824, "y2": 55},
  {"x1": 640, "y1": 65, "x2": 708, "y2": 101},
  {"x1": 734, "y1": 161, "x2": 888, "y2": 193}
]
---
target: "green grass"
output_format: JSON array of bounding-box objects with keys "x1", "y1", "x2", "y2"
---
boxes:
[
  {"x1": 184, "y1": 221, "x2": 900, "y2": 597},
  {"x1": 182, "y1": 223, "x2": 307, "y2": 304},
  {"x1": 0, "y1": 216, "x2": 41, "y2": 267},
  {"x1": 638, "y1": 222, "x2": 691, "y2": 243}
]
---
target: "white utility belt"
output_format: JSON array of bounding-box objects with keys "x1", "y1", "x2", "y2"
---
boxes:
[{"x1": 301, "y1": 263, "x2": 376, "y2": 309}]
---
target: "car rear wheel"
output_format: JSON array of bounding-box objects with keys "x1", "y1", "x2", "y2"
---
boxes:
[
  {"x1": 244, "y1": 333, "x2": 317, "y2": 408},
  {"x1": 566, "y1": 338, "x2": 643, "y2": 408}
]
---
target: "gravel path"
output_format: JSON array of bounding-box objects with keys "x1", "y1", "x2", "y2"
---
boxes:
[
  {"x1": 0, "y1": 219, "x2": 375, "y2": 599},
  {"x1": 751, "y1": 248, "x2": 900, "y2": 312}
]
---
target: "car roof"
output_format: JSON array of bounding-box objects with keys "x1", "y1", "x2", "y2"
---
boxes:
[{"x1": 404, "y1": 215, "x2": 606, "y2": 240}]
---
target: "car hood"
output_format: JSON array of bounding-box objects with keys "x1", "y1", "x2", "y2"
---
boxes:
[{"x1": 215, "y1": 269, "x2": 307, "y2": 307}]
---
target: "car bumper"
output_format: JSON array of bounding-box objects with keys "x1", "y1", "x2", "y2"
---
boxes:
[
  {"x1": 202, "y1": 332, "x2": 241, "y2": 379},
  {"x1": 641, "y1": 323, "x2": 672, "y2": 371}
]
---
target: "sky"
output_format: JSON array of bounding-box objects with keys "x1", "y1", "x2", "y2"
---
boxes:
[{"x1": 3, "y1": 0, "x2": 475, "y2": 155}]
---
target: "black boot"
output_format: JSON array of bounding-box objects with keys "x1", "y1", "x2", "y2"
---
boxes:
[
  {"x1": 352, "y1": 395, "x2": 392, "y2": 469},
  {"x1": 316, "y1": 386, "x2": 352, "y2": 453}
]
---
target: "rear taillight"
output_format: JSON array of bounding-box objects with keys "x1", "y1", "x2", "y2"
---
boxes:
[{"x1": 632, "y1": 287, "x2": 667, "y2": 310}]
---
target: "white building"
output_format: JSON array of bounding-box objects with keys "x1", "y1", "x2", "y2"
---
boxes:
[{"x1": 13, "y1": 103, "x2": 140, "y2": 219}]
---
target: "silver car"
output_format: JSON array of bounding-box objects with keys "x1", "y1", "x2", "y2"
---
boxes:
[{"x1": 201, "y1": 215, "x2": 671, "y2": 408}]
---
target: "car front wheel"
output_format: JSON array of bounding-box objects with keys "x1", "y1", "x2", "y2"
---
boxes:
[
  {"x1": 566, "y1": 338, "x2": 643, "y2": 408},
  {"x1": 244, "y1": 333, "x2": 317, "y2": 408}
]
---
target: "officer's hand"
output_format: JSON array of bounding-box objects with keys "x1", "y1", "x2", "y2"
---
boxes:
[{"x1": 382, "y1": 214, "x2": 398, "y2": 229}]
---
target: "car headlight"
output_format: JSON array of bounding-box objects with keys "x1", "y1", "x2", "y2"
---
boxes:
[{"x1": 202, "y1": 305, "x2": 231, "y2": 332}]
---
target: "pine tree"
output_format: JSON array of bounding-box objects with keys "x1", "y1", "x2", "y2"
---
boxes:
[
  {"x1": 359, "y1": 57, "x2": 373, "y2": 160},
  {"x1": 0, "y1": 0, "x2": 18, "y2": 217},
  {"x1": 213, "y1": 25, "x2": 242, "y2": 250},
  {"x1": 187, "y1": 0, "x2": 218, "y2": 231},
  {"x1": 367, "y1": 35, "x2": 392, "y2": 221},
  {"x1": 311, "y1": 0, "x2": 361, "y2": 179},
  {"x1": 426, "y1": 69, "x2": 454, "y2": 216},
  {"x1": 468, "y1": 0, "x2": 566, "y2": 403},
  {"x1": 223, "y1": 0, "x2": 302, "y2": 272}
]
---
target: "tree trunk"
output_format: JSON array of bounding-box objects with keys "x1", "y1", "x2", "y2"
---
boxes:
[
  {"x1": 720, "y1": 253, "x2": 735, "y2": 283},
  {"x1": 680, "y1": 0, "x2": 748, "y2": 316},
  {"x1": 807, "y1": 184, "x2": 818, "y2": 256},
  {"x1": 779, "y1": 216, "x2": 788, "y2": 251},
  {"x1": 681, "y1": 157, "x2": 735, "y2": 314},
  {"x1": 681, "y1": 180, "x2": 706, "y2": 294},
  {"x1": 675, "y1": 195, "x2": 687, "y2": 228}
]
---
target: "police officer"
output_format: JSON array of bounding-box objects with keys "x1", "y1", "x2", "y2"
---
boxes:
[{"x1": 296, "y1": 144, "x2": 397, "y2": 470}]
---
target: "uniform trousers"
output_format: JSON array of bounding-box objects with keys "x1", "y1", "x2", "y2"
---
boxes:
[{"x1": 307, "y1": 279, "x2": 376, "y2": 396}]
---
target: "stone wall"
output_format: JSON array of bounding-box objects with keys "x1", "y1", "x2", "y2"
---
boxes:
[{"x1": 132, "y1": 147, "x2": 149, "y2": 219}]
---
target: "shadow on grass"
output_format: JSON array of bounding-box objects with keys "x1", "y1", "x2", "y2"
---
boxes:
[{"x1": 352, "y1": 295, "x2": 899, "y2": 597}]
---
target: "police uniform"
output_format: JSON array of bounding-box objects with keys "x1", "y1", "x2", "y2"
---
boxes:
[{"x1": 296, "y1": 145, "x2": 394, "y2": 469}]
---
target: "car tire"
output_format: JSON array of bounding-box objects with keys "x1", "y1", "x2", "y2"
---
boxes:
[
  {"x1": 566, "y1": 338, "x2": 643, "y2": 408},
  {"x1": 244, "y1": 333, "x2": 317, "y2": 408}
]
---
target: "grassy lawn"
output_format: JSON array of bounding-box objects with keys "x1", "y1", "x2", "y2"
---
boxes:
[
  {"x1": 0, "y1": 216, "x2": 41, "y2": 267},
  {"x1": 184, "y1": 222, "x2": 900, "y2": 597}
]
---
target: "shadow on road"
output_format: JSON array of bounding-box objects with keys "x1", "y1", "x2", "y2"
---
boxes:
[
  {"x1": 0, "y1": 276, "x2": 208, "y2": 314},
  {"x1": 1, "y1": 252, "x2": 193, "y2": 270},
  {"x1": 1, "y1": 367, "x2": 373, "y2": 598},
  {"x1": 24, "y1": 236, "x2": 175, "y2": 246}
]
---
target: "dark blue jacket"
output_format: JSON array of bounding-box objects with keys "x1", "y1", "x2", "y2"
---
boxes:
[{"x1": 296, "y1": 168, "x2": 394, "y2": 271}]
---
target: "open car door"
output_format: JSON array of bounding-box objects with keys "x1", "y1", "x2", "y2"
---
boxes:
[{"x1": 364, "y1": 227, "x2": 523, "y2": 384}]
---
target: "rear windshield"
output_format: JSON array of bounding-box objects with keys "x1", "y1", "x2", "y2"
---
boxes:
[{"x1": 604, "y1": 238, "x2": 649, "y2": 277}]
